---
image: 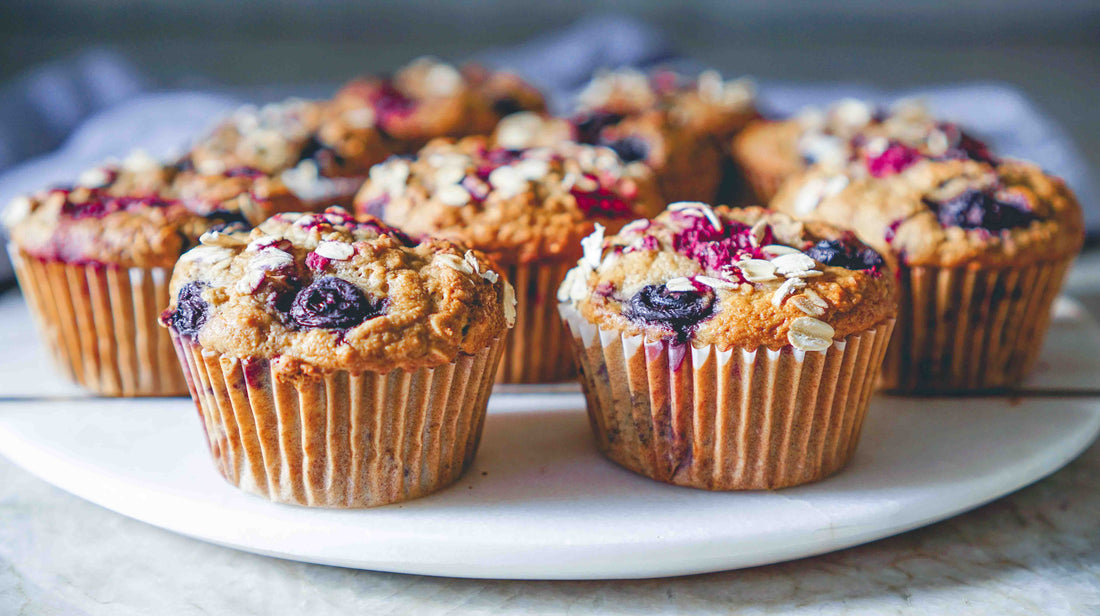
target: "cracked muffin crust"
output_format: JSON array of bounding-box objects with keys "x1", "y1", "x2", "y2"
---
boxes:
[
  {"x1": 332, "y1": 57, "x2": 545, "y2": 150},
  {"x1": 493, "y1": 67, "x2": 756, "y2": 203},
  {"x1": 352, "y1": 136, "x2": 663, "y2": 264},
  {"x1": 770, "y1": 155, "x2": 1084, "y2": 268},
  {"x1": 4, "y1": 154, "x2": 234, "y2": 269},
  {"x1": 161, "y1": 207, "x2": 515, "y2": 374},
  {"x1": 732, "y1": 98, "x2": 994, "y2": 201},
  {"x1": 558, "y1": 203, "x2": 896, "y2": 351}
]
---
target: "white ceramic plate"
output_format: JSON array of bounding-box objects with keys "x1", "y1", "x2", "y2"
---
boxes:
[{"x1": 0, "y1": 294, "x2": 1098, "y2": 580}]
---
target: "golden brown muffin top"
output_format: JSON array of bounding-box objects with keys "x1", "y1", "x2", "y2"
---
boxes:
[
  {"x1": 733, "y1": 98, "x2": 994, "y2": 181},
  {"x1": 576, "y1": 67, "x2": 757, "y2": 139},
  {"x1": 3, "y1": 154, "x2": 221, "y2": 268},
  {"x1": 161, "y1": 207, "x2": 514, "y2": 374},
  {"x1": 332, "y1": 57, "x2": 545, "y2": 148},
  {"x1": 352, "y1": 136, "x2": 663, "y2": 265},
  {"x1": 771, "y1": 156, "x2": 1084, "y2": 268},
  {"x1": 2, "y1": 150, "x2": 355, "y2": 268},
  {"x1": 559, "y1": 203, "x2": 896, "y2": 351}
]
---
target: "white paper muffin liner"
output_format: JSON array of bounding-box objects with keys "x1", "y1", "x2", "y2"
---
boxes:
[
  {"x1": 495, "y1": 260, "x2": 576, "y2": 383},
  {"x1": 560, "y1": 305, "x2": 894, "y2": 490},
  {"x1": 170, "y1": 332, "x2": 505, "y2": 508},
  {"x1": 8, "y1": 244, "x2": 187, "y2": 396},
  {"x1": 882, "y1": 259, "x2": 1073, "y2": 392}
]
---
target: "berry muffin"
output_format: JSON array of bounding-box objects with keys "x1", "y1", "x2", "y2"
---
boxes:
[
  {"x1": 732, "y1": 98, "x2": 994, "y2": 202},
  {"x1": 184, "y1": 98, "x2": 378, "y2": 209},
  {"x1": 353, "y1": 136, "x2": 663, "y2": 383},
  {"x1": 332, "y1": 56, "x2": 545, "y2": 152},
  {"x1": 771, "y1": 149, "x2": 1083, "y2": 392},
  {"x1": 160, "y1": 207, "x2": 514, "y2": 507},
  {"x1": 558, "y1": 203, "x2": 896, "y2": 490},
  {"x1": 493, "y1": 67, "x2": 756, "y2": 204},
  {"x1": 2, "y1": 152, "x2": 248, "y2": 396}
]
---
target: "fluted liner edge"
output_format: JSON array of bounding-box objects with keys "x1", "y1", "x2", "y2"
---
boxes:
[
  {"x1": 170, "y1": 332, "x2": 504, "y2": 508},
  {"x1": 560, "y1": 305, "x2": 894, "y2": 490},
  {"x1": 8, "y1": 244, "x2": 187, "y2": 396}
]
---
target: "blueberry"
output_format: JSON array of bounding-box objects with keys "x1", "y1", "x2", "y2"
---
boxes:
[
  {"x1": 491, "y1": 96, "x2": 523, "y2": 118},
  {"x1": 171, "y1": 282, "x2": 209, "y2": 338},
  {"x1": 806, "y1": 239, "x2": 884, "y2": 271},
  {"x1": 925, "y1": 189, "x2": 1035, "y2": 231},
  {"x1": 290, "y1": 276, "x2": 382, "y2": 330},
  {"x1": 604, "y1": 136, "x2": 650, "y2": 163},
  {"x1": 571, "y1": 111, "x2": 624, "y2": 144},
  {"x1": 204, "y1": 211, "x2": 250, "y2": 229},
  {"x1": 626, "y1": 284, "x2": 715, "y2": 338},
  {"x1": 297, "y1": 135, "x2": 346, "y2": 171}
]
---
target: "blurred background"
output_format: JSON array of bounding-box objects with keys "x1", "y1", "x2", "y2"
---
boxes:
[{"x1": 2, "y1": 0, "x2": 1098, "y2": 168}]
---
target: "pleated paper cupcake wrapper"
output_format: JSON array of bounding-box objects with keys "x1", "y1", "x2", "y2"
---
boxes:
[
  {"x1": 560, "y1": 306, "x2": 894, "y2": 490},
  {"x1": 496, "y1": 260, "x2": 577, "y2": 384},
  {"x1": 882, "y1": 259, "x2": 1073, "y2": 393},
  {"x1": 7, "y1": 245, "x2": 187, "y2": 396},
  {"x1": 170, "y1": 334, "x2": 505, "y2": 508}
]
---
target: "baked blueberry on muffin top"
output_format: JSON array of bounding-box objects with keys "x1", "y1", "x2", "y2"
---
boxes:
[
  {"x1": 773, "y1": 152, "x2": 1083, "y2": 268},
  {"x1": 558, "y1": 203, "x2": 896, "y2": 351},
  {"x1": 161, "y1": 207, "x2": 515, "y2": 373}
]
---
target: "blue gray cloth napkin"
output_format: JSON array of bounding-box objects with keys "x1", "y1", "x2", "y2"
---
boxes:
[{"x1": 0, "y1": 15, "x2": 1094, "y2": 283}]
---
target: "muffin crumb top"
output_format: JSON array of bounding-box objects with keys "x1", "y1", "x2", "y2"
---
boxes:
[
  {"x1": 353, "y1": 136, "x2": 663, "y2": 264},
  {"x1": 163, "y1": 207, "x2": 514, "y2": 373},
  {"x1": 560, "y1": 203, "x2": 896, "y2": 351}
]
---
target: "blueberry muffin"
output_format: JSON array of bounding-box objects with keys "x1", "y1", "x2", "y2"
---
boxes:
[
  {"x1": 558, "y1": 203, "x2": 896, "y2": 490},
  {"x1": 353, "y1": 136, "x2": 663, "y2": 383},
  {"x1": 771, "y1": 149, "x2": 1083, "y2": 392},
  {"x1": 2, "y1": 152, "x2": 248, "y2": 396},
  {"x1": 184, "y1": 98, "x2": 378, "y2": 209},
  {"x1": 332, "y1": 56, "x2": 545, "y2": 151},
  {"x1": 160, "y1": 207, "x2": 514, "y2": 507},
  {"x1": 733, "y1": 98, "x2": 994, "y2": 202},
  {"x1": 494, "y1": 67, "x2": 756, "y2": 204}
]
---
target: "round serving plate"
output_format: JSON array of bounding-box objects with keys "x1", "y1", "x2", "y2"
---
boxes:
[{"x1": 0, "y1": 295, "x2": 1098, "y2": 580}]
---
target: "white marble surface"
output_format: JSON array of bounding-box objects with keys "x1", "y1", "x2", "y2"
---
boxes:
[{"x1": 3, "y1": 253, "x2": 1100, "y2": 613}]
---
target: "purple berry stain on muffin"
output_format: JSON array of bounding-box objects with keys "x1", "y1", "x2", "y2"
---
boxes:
[
  {"x1": 604, "y1": 136, "x2": 650, "y2": 164},
  {"x1": 370, "y1": 81, "x2": 416, "y2": 130},
  {"x1": 671, "y1": 214, "x2": 767, "y2": 271},
  {"x1": 170, "y1": 282, "x2": 210, "y2": 338},
  {"x1": 60, "y1": 192, "x2": 175, "y2": 220},
  {"x1": 571, "y1": 111, "x2": 625, "y2": 144},
  {"x1": 571, "y1": 182, "x2": 634, "y2": 218},
  {"x1": 224, "y1": 166, "x2": 265, "y2": 179},
  {"x1": 305, "y1": 251, "x2": 331, "y2": 271},
  {"x1": 626, "y1": 284, "x2": 715, "y2": 342},
  {"x1": 865, "y1": 142, "x2": 921, "y2": 178},
  {"x1": 290, "y1": 276, "x2": 382, "y2": 330},
  {"x1": 297, "y1": 135, "x2": 346, "y2": 172},
  {"x1": 938, "y1": 124, "x2": 998, "y2": 165},
  {"x1": 806, "y1": 238, "x2": 884, "y2": 272},
  {"x1": 925, "y1": 188, "x2": 1036, "y2": 231}
]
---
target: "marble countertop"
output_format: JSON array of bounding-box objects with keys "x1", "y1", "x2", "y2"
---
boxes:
[{"x1": 4, "y1": 251, "x2": 1100, "y2": 615}]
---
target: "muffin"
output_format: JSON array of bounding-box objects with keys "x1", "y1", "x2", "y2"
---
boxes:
[
  {"x1": 160, "y1": 207, "x2": 514, "y2": 507},
  {"x1": 332, "y1": 56, "x2": 545, "y2": 152},
  {"x1": 184, "y1": 98, "x2": 377, "y2": 209},
  {"x1": 2, "y1": 152, "x2": 248, "y2": 396},
  {"x1": 771, "y1": 146, "x2": 1084, "y2": 392},
  {"x1": 576, "y1": 67, "x2": 757, "y2": 144},
  {"x1": 732, "y1": 98, "x2": 994, "y2": 202},
  {"x1": 493, "y1": 67, "x2": 756, "y2": 204},
  {"x1": 353, "y1": 136, "x2": 663, "y2": 383},
  {"x1": 558, "y1": 203, "x2": 896, "y2": 490}
]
